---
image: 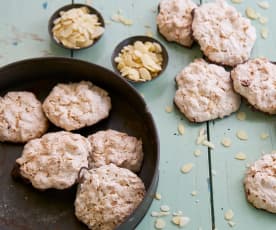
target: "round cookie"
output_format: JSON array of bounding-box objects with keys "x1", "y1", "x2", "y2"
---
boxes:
[
  {"x1": 231, "y1": 58, "x2": 276, "y2": 114},
  {"x1": 157, "y1": 0, "x2": 197, "y2": 47},
  {"x1": 88, "y1": 129, "x2": 143, "y2": 172},
  {"x1": 15, "y1": 131, "x2": 91, "y2": 190},
  {"x1": 42, "y1": 81, "x2": 111, "y2": 131},
  {"x1": 192, "y1": 0, "x2": 256, "y2": 66},
  {"x1": 174, "y1": 58, "x2": 241, "y2": 122},
  {"x1": 244, "y1": 153, "x2": 276, "y2": 213},
  {"x1": 0, "y1": 91, "x2": 48, "y2": 143},
  {"x1": 75, "y1": 164, "x2": 145, "y2": 230}
]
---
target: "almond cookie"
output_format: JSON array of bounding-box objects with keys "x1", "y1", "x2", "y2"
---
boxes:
[
  {"x1": 157, "y1": 0, "x2": 197, "y2": 47},
  {"x1": 0, "y1": 91, "x2": 48, "y2": 143},
  {"x1": 15, "y1": 131, "x2": 91, "y2": 190},
  {"x1": 192, "y1": 0, "x2": 256, "y2": 66},
  {"x1": 88, "y1": 129, "x2": 143, "y2": 172},
  {"x1": 231, "y1": 58, "x2": 276, "y2": 114},
  {"x1": 244, "y1": 153, "x2": 276, "y2": 213},
  {"x1": 174, "y1": 59, "x2": 241, "y2": 122},
  {"x1": 75, "y1": 164, "x2": 145, "y2": 230},
  {"x1": 42, "y1": 81, "x2": 111, "y2": 131}
]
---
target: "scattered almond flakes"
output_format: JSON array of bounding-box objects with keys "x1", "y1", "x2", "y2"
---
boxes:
[
  {"x1": 235, "y1": 152, "x2": 247, "y2": 160},
  {"x1": 259, "y1": 16, "x2": 268, "y2": 24},
  {"x1": 231, "y1": 0, "x2": 242, "y2": 3},
  {"x1": 260, "y1": 132, "x2": 269, "y2": 140},
  {"x1": 155, "y1": 193, "x2": 162, "y2": 200},
  {"x1": 236, "y1": 130, "x2": 248, "y2": 140},
  {"x1": 193, "y1": 149, "x2": 202, "y2": 157},
  {"x1": 221, "y1": 138, "x2": 232, "y2": 147},
  {"x1": 151, "y1": 211, "x2": 170, "y2": 217},
  {"x1": 172, "y1": 216, "x2": 190, "y2": 227},
  {"x1": 202, "y1": 140, "x2": 215, "y2": 149},
  {"x1": 181, "y1": 163, "x2": 194, "y2": 173},
  {"x1": 197, "y1": 128, "x2": 206, "y2": 144},
  {"x1": 261, "y1": 28, "x2": 268, "y2": 39},
  {"x1": 257, "y1": 1, "x2": 270, "y2": 9},
  {"x1": 224, "y1": 209, "x2": 234, "y2": 221},
  {"x1": 191, "y1": 190, "x2": 198, "y2": 196},
  {"x1": 111, "y1": 13, "x2": 133, "y2": 25},
  {"x1": 160, "y1": 205, "x2": 170, "y2": 212},
  {"x1": 151, "y1": 211, "x2": 160, "y2": 217},
  {"x1": 155, "y1": 218, "x2": 166, "y2": 229},
  {"x1": 245, "y1": 7, "x2": 258, "y2": 19},
  {"x1": 236, "y1": 111, "x2": 246, "y2": 121},
  {"x1": 178, "y1": 124, "x2": 185, "y2": 135},
  {"x1": 165, "y1": 105, "x2": 173, "y2": 113},
  {"x1": 228, "y1": 221, "x2": 236, "y2": 227}
]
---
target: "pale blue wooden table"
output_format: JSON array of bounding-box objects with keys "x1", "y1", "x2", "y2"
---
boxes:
[{"x1": 0, "y1": 0, "x2": 275, "y2": 229}]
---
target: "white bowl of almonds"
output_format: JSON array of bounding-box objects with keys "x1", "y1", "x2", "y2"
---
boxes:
[
  {"x1": 112, "y1": 36, "x2": 168, "y2": 83},
  {"x1": 49, "y1": 4, "x2": 105, "y2": 50}
]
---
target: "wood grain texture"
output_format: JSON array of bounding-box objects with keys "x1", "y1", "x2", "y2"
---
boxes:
[{"x1": 201, "y1": 0, "x2": 276, "y2": 229}]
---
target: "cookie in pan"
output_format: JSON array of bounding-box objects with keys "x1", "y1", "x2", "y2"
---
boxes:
[
  {"x1": 75, "y1": 164, "x2": 145, "y2": 230},
  {"x1": 231, "y1": 57, "x2": 276, "y2": 114},
  {"x1": 42, "y1": 81, "x2": 111, "y2": 131},
  {"x1": 174, "y1": 58, "x2": 241, "y2": 122},
  {"x1": 244, "y1": 153, "x2": 276, "y2": 213},
  {"x1": 88, "y1": 129, "x2": 143, "y2": 172},
  {"x1": 157, "y1": 0, "x2": 197, "y2": 47},
  {"x1": 15, "y1": 131, "x2": 91, "y2": 190},
  {"x1": 192, "y1": 0, "x2": 256, "y2": 66},
  {"x1": 0, "y1": 91, "x2": 48, "y2": 143}
]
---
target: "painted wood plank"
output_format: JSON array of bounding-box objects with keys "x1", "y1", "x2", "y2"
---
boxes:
[
  {"x1": 74, "y1": 0, "x2": 212, "y2": 229},
  {"x1": 0, "y1": 0, "x2": 70, "y2": 67},
  {"x1": 201, "y1": 0, "x2": 276, "y2": 229}
]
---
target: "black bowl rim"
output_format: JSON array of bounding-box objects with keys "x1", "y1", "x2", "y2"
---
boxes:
[
  {"x1": 48, "y1": 3, "x2": 105, "y2": 50},
  {"x1": 0, "y1": 57, "x2": 160, "y2": 230},
  {"x1": 111, "y1": 35, "x2": 169, "y2": 84}
]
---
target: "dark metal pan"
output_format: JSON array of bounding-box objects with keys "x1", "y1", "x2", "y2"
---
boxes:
[{"x1": 0, "y1": 57, "x2": 159, "y2": 230}]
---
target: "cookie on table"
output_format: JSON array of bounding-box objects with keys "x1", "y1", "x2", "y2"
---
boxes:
[
  {"x1": 88, "y1": 129, "x2": 143, "y2": 172},
  {"x1": 231, "y1": 58, "x2": 276, "y2": 114},
  {"x1": 15, "y1": 131, "x2": 91, "y2": 190},
  {"x1": 75, "y1": 164, "x2": 145, "y2": 230},
  {"x1": 174, "y1": 58, "x2": 241, "y2": 122},
  {"x1": 192, "y1": 0, "x2": 256, "y2": 66},
  {"x1": 42, "y1": 81, "x2": 111, "y2": 131},
  {"x1": 157, "y1": 0, "x2": 197, "y2": 47},
  {"x1": 244, "y1": 153, "x2": 276, "y2": 213},
  {"x1": 0, "y1": 91, "x2": 48, "y2": 143}
]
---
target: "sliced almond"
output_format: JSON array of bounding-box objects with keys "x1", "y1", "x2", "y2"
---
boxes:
[
  {"x1": 257, "y1": 1, "x2": 270, "y2": 9},
  {"x1": 261, "y1": 28, "x2": 268, "y2": 39},
  {"x1": 231, "y1": 0, "x2": 242, "y2": 3},
  {"x1": 221, "y1": 138, "x2": 232, "y2": 147},
  {"x1": 236, "y1": 111, "x2": 246, "y2": 121},
  {"x1": 178, "y1": 124, "x2": 185, "y2": 135},
  {"x1": 181, "y1": 163, "x2": 194, "y2": 173},
  {"x1": 193, "y1": 149, "x2": 202, "y2": 157},
  {"x1": 245, "y1": 7, "x2": 258, "y2": 19},
  {"x1": 179, "y1": 216, "x2": 190, "y2": 227},
  {"x1": 260, "y1": 132, "x2": 269, "y2": 140},
  {"x1": 236, "y1": 130, "x2": 248, "y2": 140},
  {"x1": 224, "y1": 209, "x2": 234, "y2": 221},
  {"x1": 202, "y1": 140, "x2": 215, "y2": 149},
  {"x1": 228, "y1": 221, "x2": 236, "y2": 227},
  {"x1": 160, "y1": 205, "x2": 170, "y2": 212},
  {"x1": 235, "y1": 152, "x2": 247, "y2": 160},
  {"x1": 259, "y1": 16, "x2": 268, "y2": 24},
  {"x1": 155, "y1": 218, "x2": 166, "y2": 229},
  {"x1": 191, "y1": 190, "x2": 198, "y2": 196},
  {"x1": 155, "y1": 193, "x2": 162, "y2": 200},
  {"x1": 165, "y1": 105, "x2": 173, "y2": 113}
]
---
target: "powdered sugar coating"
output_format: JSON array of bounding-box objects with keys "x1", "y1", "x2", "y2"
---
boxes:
[
  {"x1": 244, "y1": 153, "x2": 276, "y2": 213},
  {"x1": 174, "y1": 59, "x2": 241, "y2": 122},
  {"x1": 0, "y1": 91, "x2": 48, "y2": 143},
  {"x1": 192, "y1": 0, "x2": 256, "y2": 66},
  {"x1": 88, "y1": 129, "x2": 143, "y2": 172},
  {"x1": 75, "y1": 164, "x2": 145, "y2": 230},
  {"x1": 231, "y1": 58, "x2": 276, "y2": 114},
  {"x1": 16, "y1": 131, "x2": 91, "y2": 190},
  {"x1": 42, "y1": 81, "x2": 111, "y2": 131},
  {"x1": 157, "y1": 0, "x2": 197, "y2": 47}
]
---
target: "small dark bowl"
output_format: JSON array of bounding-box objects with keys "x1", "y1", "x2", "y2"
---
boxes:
[
  {"x1": 48, "y1": 3, "x2": 105, "y2": 50},
  {"x1": 111, "y1": 36, "x2": 169, "y2": 83}
]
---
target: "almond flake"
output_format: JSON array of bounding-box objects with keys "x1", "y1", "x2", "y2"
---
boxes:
[
  {"x1": 236, "y1": 130, "x2": 248, "y2": 140},
  {"x1": 178, "y1": 124, "x2": 185, "y2": 135},
  {"x1": 155, "y1": 218, "x2": 166, "y2": 229},
  {"x1": 155, "y1": 193, "x2": 162, "y2": 200},
  {"x1": 151, "y1": 211, "x2": 170, "y2": 217},
  {"x1": 197, "y1": 128, "x2": 206, "y2": 144},
  {"x1": 179, "y1": 216, "x2": 190, "y2": 227},
  {"x1": 260, "y1": 132, "x2": 269, "y2": 140},
  {"x1": 221, "y1": 138, "x2": 232, "y2": 147},
  {"x1": 193, "y1": 149, "x2": 202, "y2": 157},
  {"x1": 145, "y1": 29, "x2": 153, "y2": 38},
  {"x1": 173, "y1": 211, "x2": 183, "y2": 216},
  {"x1": 165, "y1": 105, "x2": 173, "y2": 113},
  {"x1": 181, "y1": 163, "x2": 194, "y2": 173},
  {"x1": 228, "y1": 221, "x2": 236, "y2": 227},
  {"x1": 160, "y1": 205, "x2": 170, "y2": 212},
  {"x1": 245, "y1": 7, "x2": 258, "y2": 19},
  {"x1": 224, "y1": 209, "x2": 234, "y2": 221},
  {"x1": 261, "y1": 28, "x2": 268, "y2": 39},
  {"x1": 172, "y1": 216, "x2": 181, "y2": 225},
  {"x1": 191, "y1": 190, "x2": 198, "y2": 196},
  {"x1": 235, "y1": 152, "x2": 247, "y2": 160},
  {"x1": 151, "y1": 211, "x2": 160, "y2": 217},
  {"x1": 231, "y1": 0, "x2": 242, "y2": 3},
  {"x1": 202, "y1": 140, "x2": 215, "y2": 149},
  {"x1": 257, "y1": 1, "x2": 270, "y2": 9},
  {"x1": 259, "y1": 16, "x2": 268, "y2": 24},
  {"x1": 236, "y1": 111, "x2": 246, "y2": 121}
]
